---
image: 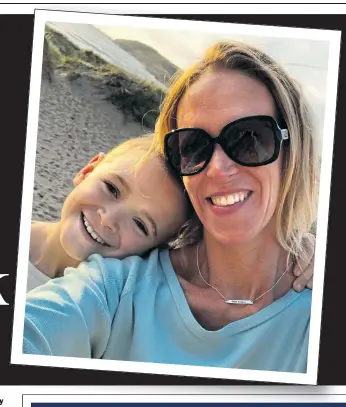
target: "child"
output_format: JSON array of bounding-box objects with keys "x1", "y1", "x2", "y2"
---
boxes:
[
  {"x1": 28, "y1": 135, "x2": 189, "y2": 291},
  {"x1": 28, "y1": 135, "x2": 314, "y2": 292}
]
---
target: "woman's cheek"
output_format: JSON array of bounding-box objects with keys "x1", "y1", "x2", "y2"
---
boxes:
[{"x1": 183, "y1": 176, "x2": 198, "y2": 203}]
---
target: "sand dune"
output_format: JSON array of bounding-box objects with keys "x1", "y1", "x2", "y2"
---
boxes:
[{"x1": 33, "y1": 72, "x2": 146, "y2": 222}]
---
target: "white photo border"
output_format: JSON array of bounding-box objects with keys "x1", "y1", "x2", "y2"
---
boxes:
[{"x1": 11, "y1": 8, "x2": 342, "y2": 386}]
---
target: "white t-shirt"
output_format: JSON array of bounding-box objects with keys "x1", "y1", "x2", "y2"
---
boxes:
[{"x1": 27, "y1": 261, "x2": 51, "y2": 292}]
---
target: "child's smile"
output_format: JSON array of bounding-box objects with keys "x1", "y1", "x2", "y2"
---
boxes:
[{"x1": 81, "y1": 212, "x2": 111, "y2": 247}]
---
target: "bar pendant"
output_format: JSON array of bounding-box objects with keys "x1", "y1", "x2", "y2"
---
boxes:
[{"x1": 225, "y1": 299, "x2": 254, "y2": 305}]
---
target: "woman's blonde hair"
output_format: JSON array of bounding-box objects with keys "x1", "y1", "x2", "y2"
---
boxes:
[{"x1": 153, "y1": 41, "x2": 318, "y2": 262}]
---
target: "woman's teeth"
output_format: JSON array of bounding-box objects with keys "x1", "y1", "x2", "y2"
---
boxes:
[
  {"x1": 83, "y1": 215, "x2": 108, "y2": 246},
  {"x1": 210, "y1": 192, "x2": 250, "y2": 207}
]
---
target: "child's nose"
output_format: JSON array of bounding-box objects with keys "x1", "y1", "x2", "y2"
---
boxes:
[{"x1": 97, "y1": 208, "x2": 119, "y2": 233}]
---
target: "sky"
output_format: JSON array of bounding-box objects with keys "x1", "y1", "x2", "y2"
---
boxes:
[{"x1": 95, "y1": 24, "x2": 329, "y2": 71}]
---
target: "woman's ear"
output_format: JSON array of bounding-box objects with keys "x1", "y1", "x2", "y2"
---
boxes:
[{"x1": 73, "y1": 152, "x2": 106, "y2": 187}]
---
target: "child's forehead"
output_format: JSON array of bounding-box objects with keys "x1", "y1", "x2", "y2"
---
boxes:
[{"x1": 97, "y1": 154, "x2": 176, "y2": 201}]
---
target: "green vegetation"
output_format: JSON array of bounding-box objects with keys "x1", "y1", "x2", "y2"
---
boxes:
[{"x1": 44, "y1": 25, "x2": 166, "y2": 129}]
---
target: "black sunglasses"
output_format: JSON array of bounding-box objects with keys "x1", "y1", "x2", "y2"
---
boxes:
[{"x1": 164, "y1": 115, "x2": 289, "y2": 176}]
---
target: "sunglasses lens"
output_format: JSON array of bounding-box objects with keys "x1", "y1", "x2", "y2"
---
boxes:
[
  {"x1": 166, "y1": 129, "x2": 212, "y2": 175},
  {"x1": 222, "y1": 118, "x2": 276, "y2": 165},
  {"x1": 165, "y1": 117, "x2": 280, "y2": 175}
]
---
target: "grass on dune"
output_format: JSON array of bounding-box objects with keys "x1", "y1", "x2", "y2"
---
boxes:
[{"x1": 44, "y1": 25, "x2": 166, "y2": 130}]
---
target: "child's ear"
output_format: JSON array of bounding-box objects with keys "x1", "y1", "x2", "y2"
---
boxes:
[
  {"x1": 73, "y1": 152, "x2": 106, "y2": 187},
  {"x1": 89, "y1": 152, "x2": 106, "y2": 165}
]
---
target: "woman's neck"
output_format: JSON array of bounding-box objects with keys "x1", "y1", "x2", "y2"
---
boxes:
[
  {"x1": 30, "y1": 222, "x2": 80, "y2": 278},
  {"x1": 200, "y1": 229, "x2": 295, "y2": 305}
]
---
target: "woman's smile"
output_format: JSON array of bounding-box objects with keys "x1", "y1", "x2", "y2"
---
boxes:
[
  {"x1": 206, "y1": 190, "x2": 253, "y2": 216},
  {"x1": 207, "y1": 190, "x2": 252, "y2": 207}
]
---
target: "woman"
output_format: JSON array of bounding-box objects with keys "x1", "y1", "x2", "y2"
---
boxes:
[
  {"x1": 23, "y1": 41, "x2": 316, "y2": 373},
  {"x1": 156, "y1": 41, "x2": 317, "y2": 327}
]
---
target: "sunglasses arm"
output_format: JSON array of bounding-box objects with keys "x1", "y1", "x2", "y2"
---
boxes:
[{"x1": 281, "y1": 129, "x2": 289, "y2": 140}]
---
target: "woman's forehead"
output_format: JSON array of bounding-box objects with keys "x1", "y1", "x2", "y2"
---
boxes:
[{"x1": 177, "y1": 70, "x2": 276, "y2": 128}]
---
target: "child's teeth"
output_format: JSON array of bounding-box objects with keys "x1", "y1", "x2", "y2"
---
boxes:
[{"x1": 83, "y1": 215, "x2": 107, "y2": 246}]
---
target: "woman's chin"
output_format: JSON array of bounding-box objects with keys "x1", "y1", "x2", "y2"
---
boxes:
[{"x1": 205, "y1": 226, "x2": 259, "y2": 247}]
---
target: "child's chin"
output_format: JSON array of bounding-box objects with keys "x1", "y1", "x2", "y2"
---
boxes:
[
  {"x1": 71, "y1": 252, "x2": 88, "y2": 262},
  {"x1": 65, "y1": 246, "x2": 91, "y2": 263}
]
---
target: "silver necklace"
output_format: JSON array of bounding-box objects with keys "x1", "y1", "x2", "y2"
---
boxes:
[{"x1": 196, "y1": 243, "x2": 293, "y2": 305}]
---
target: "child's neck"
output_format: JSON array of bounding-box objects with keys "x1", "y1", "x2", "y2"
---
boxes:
[{"x1": 30, "y1": 221, "x2": 80, "y2": 279}]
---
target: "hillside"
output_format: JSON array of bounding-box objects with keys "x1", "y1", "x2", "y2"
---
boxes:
[
  {"x1": 47, "y1": 22, "x2": 164, "y2": 87},
  {"x1": 114, "y1": 39, "x2": 181, "y2": 85}
]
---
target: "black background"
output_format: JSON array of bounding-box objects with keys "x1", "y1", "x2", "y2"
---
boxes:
[{"x1": 1, "y1": 13, "x2": 345, "y2": 386}]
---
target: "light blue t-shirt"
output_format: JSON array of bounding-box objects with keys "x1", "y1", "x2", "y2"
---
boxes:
[{"x1": 24, "y1": 248, "x2": 311, "y2": 373}]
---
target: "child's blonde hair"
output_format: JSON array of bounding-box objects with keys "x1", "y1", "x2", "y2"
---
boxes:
[
  {"x1": 101, "y1": 134, "x2": 156, "y2": 172},
  {"x1": 98, "y1": 134, "x2": 184, "y2": 189}
]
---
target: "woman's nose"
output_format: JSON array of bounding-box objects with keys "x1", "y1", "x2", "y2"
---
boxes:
[
  {"x1": 97, "y1": 208, "x2": 119, "y2": 233},
  {"x1": 205, "y1": 144, "x2": 239, "y2": 180}
]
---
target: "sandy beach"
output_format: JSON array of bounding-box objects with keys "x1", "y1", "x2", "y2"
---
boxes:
[{"x1": 33, "y1": 72, "x2": 147, "y2": 222}]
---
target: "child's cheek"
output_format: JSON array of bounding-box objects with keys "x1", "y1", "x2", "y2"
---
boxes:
[{"x1": 79, "y1": 181, "x2": 104, "y2": 206}]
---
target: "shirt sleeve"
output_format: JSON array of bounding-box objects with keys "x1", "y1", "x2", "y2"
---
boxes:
[
  {"x1": 23, "y1": 254, "x2": 123, "y2": 358},
  {"x1": 27, "y1": 261, "x2": 51, "y2": 292}
]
